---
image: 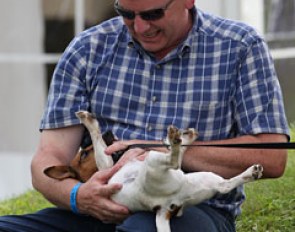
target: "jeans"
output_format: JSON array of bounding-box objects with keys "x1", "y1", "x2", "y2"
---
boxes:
[{"x1": 0, "y1": 204, "x2": 235, "y2": 232}]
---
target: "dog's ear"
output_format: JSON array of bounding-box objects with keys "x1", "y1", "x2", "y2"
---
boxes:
[{"x1": 44, "y1": 166, "x2": 80, "y2": 181}]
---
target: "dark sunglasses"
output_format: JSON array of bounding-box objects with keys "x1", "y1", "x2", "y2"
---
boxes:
[{"x1": 114, "y1": 0, "x2": 175, "y2": 21}]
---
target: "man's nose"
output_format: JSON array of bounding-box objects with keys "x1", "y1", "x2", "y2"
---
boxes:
[{"x1": 133, "y1": 16, "x2": 151, "y2": 33}]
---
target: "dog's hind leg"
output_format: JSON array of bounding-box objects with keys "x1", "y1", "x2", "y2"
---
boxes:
[
  {"x1": 155, "y1": 209, "x2": 171, "y2": 232},
  {"x1": 216, "y1": 164, "x2": 263, "y2": 194}
]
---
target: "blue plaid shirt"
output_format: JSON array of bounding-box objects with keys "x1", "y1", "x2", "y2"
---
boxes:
[{"x1": 41, "y1": 7, "x2": 289, "y2": 216}]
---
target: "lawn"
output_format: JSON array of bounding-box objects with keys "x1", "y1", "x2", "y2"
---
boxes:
[
  {"x1": 236, "y1": 150, "x2": 295, "y2": 231},
  {"x1": 0, "y1": 190, "x2": 52, "y2": 215},
  {"x1": 235, "y1": 127, "x2": 295, "y2": 231},
  {"x1": 1, "y1": 143, "x2": 294, "y2": 231}
]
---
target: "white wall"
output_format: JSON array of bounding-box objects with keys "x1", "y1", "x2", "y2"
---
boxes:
[
  {"x1": 0, "y1": 0, "x2": 46, "y2": 200},
  {"x1": 196, "y1": 0, "x2": 265, "y2": 34}
]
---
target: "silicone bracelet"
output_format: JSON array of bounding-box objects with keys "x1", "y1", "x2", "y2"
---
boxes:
[{"x1": 70, "y1": 182, "x2": 82, "y2": 214}]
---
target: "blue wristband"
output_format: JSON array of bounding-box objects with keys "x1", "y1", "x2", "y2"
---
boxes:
[{"x1": 70, "y1": 182, "x2": 82, "y2": 214}]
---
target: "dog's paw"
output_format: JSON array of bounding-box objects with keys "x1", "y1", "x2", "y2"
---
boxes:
[
  {"x1": 76, "y1": 110, "x2": 91, "y2": 118},
  {"x1": 242, "y1": 164, "x2": 263, "y2": 181},
  {"x1": 181, "y1": 128, "x2": 198, "y2": 145},
  {"x1": 251, "y1": 164, "x2": 263, "y2": 179},
  {"x1": 167, "y1": 125, "x2": 182, "y2": 145},
  {"x1": 76, "y1": 111, "x2": 94, "y2": 121}
]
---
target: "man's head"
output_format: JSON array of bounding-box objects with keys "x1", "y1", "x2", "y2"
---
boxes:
[{"x1": 115, "y1": 0, "x2": 195, "y2": 59}]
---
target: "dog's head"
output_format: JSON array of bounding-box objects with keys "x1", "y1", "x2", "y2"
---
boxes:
[
  {"x1": 44, "y1": 145, "x2": 98, "y2": 183},
  {"x1": 44, "y1": 130, "x2": 118, "y2": 183}
]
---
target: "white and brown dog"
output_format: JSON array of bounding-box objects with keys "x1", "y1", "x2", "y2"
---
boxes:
[{"x1": 44, "y1": 111, "x2": 263, "y2": 232}]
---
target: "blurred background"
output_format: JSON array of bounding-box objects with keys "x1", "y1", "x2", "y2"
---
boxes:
[{"x1": 0, "y1": 0, "x2": 295, "y2": 200}]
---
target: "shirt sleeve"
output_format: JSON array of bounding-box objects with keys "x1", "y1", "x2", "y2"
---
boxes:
[
  {"x1": 40, "y1": 36, "x2": 90, "y2": 130},
  {"x1": 234, "y1": 37, "x2": 289, "y2": 137}
]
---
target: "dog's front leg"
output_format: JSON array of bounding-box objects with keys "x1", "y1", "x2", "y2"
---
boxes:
[
  {"x1": 76, "y1": 111, "x2": 113, "y2": 170},
  {"x1": 165, "y1": 126, "x2": 198, "y2": 169}
]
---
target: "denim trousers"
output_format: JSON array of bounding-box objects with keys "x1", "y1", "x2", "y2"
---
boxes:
[{"x1": 0, "y1": 204, "x2": 235, "y2": 232}]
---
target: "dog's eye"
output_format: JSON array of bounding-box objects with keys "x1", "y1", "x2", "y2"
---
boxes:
[{"x1": 80, "y1": 151, "x2": 89, "y2": 162}]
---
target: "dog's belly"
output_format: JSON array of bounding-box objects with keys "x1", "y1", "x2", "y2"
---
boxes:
[
  {"x1": 108, "y1": 159, "x2": 188, "y2": 212},
  {"x1": 109, "y1": 159, "x2": 143, "y2": 185},
  {"x1": 109, "y1": 160, "x2": 150, "y2": 210}
]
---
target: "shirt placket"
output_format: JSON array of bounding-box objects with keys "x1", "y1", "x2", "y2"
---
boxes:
[{"x1": 144, "y1": 62, "x2": 163, "y2": 140}]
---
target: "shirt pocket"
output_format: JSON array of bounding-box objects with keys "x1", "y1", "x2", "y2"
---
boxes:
[{"x1": 184, "y1": 100, "x2": 231, "y2": 140}]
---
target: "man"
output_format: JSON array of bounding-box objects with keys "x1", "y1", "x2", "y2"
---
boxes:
[{"x1": 0, "y1": 0, "x2": 289, "y2": 231}]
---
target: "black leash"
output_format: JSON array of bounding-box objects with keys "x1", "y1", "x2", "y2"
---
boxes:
[
  {"x1": 111, "y1": 142, "x2": 295, "y2": 163},
  {"x1": 86, "y1": 129, "x2": 295, "y2": 150},
  {"x1": 82, "y1": 130, "x2": 295, "y2": 162},
  {"x1": 127, "y1": 142, "x2": 295, "y2": 150}
]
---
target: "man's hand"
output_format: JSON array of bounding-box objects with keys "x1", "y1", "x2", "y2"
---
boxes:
[
  {"x1": 74, "y1": 138, "x2": 152, "y2": 223},
  {"x1": 76, "y1": 166, "x2": 130, "y2": 223},
  {"x1": 105, "y1": 140, "x2": 169, "y2": 167}
]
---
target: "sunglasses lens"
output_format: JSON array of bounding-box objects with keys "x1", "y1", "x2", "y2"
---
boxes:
[
  {"x1": 141, "y1": 9, "x2": 165, "y2": 21},
  {"x1": 114, "y1": 2, "x2": 166, "y2": 21},
  {"x1": 115, "y1": 7, "x2": 135, "y2": 20}
]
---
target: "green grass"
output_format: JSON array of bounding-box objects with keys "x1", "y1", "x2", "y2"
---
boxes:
[
  {"x1": 1, "y1": 138, "x2": 295, "y2": 231},
  {"x1": 236, "y1": 151, "x2": 295, "y2": 231},
  {"x1": 235, "y1": 127, "x2": 295, "y2": 231},
  {"x1": 0, "y1": 190, "x2": 52, "y2": 215}
]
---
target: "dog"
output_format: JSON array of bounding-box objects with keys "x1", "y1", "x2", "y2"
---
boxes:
[{"x1": 44, "y1": 111, "x2": 263, "y2": 232}]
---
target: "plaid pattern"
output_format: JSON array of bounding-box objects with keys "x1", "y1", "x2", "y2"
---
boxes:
[{"x1": 41, "y1": 8, "x2": 289, "y2": 216}]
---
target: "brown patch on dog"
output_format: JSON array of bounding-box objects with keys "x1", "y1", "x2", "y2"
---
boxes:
[
  {"x1": 153, "y1": 205, "x2": 161, "y2": 212},
  {"x1": 44, "y1": 166, "x2": 81, "y2": 181},
  {"x1": 167, "y1": 204, "x2": 181, "y2": 219},
  {"x1": 44, "y1": 145, "x2": 98, "y2": 183}
]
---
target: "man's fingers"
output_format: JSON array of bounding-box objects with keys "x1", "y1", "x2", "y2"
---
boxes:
[
  {"x1": 112, "y1": 148, "x2": 146, "y2": 169},
  {"x1": 85, "y1": 193, "x2": 129, "y2": 223},
  {"x1": 98, "y1": 183, "x2": 122, "y2": 197},
  {"x1": 136, "y1": 153, "x2": 148, "y2": 161},
  {"x1": 105, "y1": 141, "x2": 130, "y2": 155},
  {"x1": 93, "y1": 185, "x2": 129, "y2": 222},
  {"x1": 91, "y1": 166, "x2": 122, "y2": 184},
  {"x1": 95, "y1": 202, "x2": 129, "y2": 223}
]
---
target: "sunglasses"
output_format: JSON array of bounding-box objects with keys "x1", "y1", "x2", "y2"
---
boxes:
[{"x1": 114, "y1": 0, "x2": 175, "y2": 21}]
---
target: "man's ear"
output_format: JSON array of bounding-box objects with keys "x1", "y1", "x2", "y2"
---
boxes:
[{"x1": 44, "y1": 166, "x2": 79, "y2": 180}]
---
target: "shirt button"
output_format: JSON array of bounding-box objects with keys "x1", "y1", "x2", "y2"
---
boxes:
[
  {"x1": 155, "y1": 64, "x2": 161, "y2": 69},
  {"x1": 147, "y1": 125, "x2": 153, "y2": 131},
  {"x1": 152, "y1": 96, "x2": 157, "y2": 102}
]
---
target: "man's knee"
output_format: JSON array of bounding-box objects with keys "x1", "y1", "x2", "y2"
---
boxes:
[
  {"x1": 116, "y1": 204, "x2": 235, "y2": 232},
  {"x1": 116, "y1": 211, "x2": 157, "y2": 232}
]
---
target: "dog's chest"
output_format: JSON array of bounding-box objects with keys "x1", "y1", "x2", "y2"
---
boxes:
[
  {"x1": 108, "y1": 157, "x2": 187, "y2": 212},
  {"x1": 109, "y1": 159, "x2": 143, "y2": 185}
]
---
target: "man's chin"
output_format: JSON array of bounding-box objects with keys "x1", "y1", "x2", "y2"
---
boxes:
[{"x1": 139, "y1": 41, "x2": 163, "y2": 53}]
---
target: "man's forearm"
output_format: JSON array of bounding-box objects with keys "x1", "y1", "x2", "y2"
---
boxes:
[
  {"x1": 31, "y1": 156, "x2": 79, "y2": 210},
  {"x1": 182, "y1": 133, "x2": 288, "y2": 179}
]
